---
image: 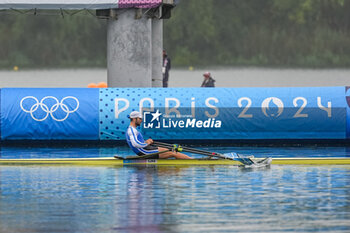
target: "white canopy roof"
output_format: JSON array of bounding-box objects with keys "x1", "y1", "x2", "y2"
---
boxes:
[{"x1": 0, "y1": 0, "x2": 162, "y2": 10}]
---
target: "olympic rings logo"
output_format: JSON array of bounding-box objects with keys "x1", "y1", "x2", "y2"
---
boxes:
[{"x1": 20, "y1": 96, "x2": 79, "y2": 122}]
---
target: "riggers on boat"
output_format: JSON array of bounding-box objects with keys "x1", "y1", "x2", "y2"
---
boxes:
[{"x1": 0, "y1": 157, "x2": 350, "y2": 166}]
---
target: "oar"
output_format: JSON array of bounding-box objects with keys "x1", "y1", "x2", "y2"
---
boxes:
[
  {"x1": 153, "y1": 141, "x2": 272, "y2": 167},
  {"x1": 153, "y1": 141, "x2": 218, "y2": 157},
  {"x1": 102, "y1": 131, "x2": 222, "y2": 157}
]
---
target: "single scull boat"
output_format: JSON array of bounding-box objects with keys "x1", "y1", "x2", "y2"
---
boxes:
[{"x1": 0, "y1": 157, "x2": 349, "y2": 166}]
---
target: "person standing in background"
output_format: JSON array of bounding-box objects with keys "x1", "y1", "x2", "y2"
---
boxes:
[
  {"x1": 162, "y1": 50, "x2": 171, "y2": 87},
  {"x1": 201, "y1": 72, "x2": 216, "y2": 87}
]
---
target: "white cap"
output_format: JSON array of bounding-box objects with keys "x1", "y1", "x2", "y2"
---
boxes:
[{"x1": 129, "y1": 111, "x2": 142, "y2": 119}]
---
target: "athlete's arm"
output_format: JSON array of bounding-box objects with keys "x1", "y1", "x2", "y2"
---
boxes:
[{"x1": 128, "y1": 128, "x2": 148, "y2": 148}]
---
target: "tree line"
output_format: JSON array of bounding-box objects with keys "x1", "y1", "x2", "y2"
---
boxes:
[
  {"x1": 0, "y1": 11, "x2": 107, "y2": 69},
  {"x1": 0, "y1": 0, "x2": 350, "y2": 69},
  {"x1": 164, "y1": 0, "x2": 350, "y2": 67}
]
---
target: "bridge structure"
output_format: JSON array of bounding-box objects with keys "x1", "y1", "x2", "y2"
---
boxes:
[{"x1": 0, "y1": 0, "x2": 176, "y2": 87}]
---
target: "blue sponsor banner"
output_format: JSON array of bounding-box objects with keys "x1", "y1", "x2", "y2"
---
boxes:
[
  {"x1": 99, "y1": 87, "x2": 347, "y2": 141},
  {"x1": 1, "y1": 88, "x2": 99, "y2": 140}
]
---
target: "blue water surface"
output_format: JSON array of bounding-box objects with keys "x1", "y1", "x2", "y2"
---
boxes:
[
  {"x1": 1, "y1": 145, "x2": 350, "y2": 159},
  {"x1": 0, "y1": 146, "x2": 350, "y2": 233}
]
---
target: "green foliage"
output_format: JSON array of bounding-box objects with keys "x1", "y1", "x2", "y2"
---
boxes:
[
  {"x1": 0, "y1": 11, "x2": 107, "y2": 69},
  {"x1": 164, "y1": 0, "x2": 350, "y2": 67},
  {"x1": 0, "y1": 0, "x2": 350, "y2": 69}
]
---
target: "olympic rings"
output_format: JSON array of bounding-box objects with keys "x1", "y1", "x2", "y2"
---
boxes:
[{"x1": 20, "y1": 96, "x2": 79, "y2": 122}]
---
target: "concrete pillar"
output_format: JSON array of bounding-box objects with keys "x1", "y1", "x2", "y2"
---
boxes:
[
  {"x1": 151, "y1": 19, "x2": 163, "y2": 87},
  {"x1": 107, "y1": 9, "x2": 152, "y2": 87}
]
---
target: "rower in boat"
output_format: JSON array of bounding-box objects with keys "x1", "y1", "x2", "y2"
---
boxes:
[
  {"x1": 126, "y1": 111, "x2": 193, "y2": 160},
  {"x1": 124, "y1": 111, "x2": 272, "y2": 167}
]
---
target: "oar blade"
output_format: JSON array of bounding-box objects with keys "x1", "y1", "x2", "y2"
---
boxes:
[
  {"x1": 221, "y1": 152, "x2": 238, "y2": 160},
  {"x1": 223, "y1": 153, "x2": 255, "y2": 165},
  {"x1": 240, "y1": 157, "x2": 272, "y2": 168},
  {"x1": 223, "y1": 152, "x2": 272, "y2": 167}
]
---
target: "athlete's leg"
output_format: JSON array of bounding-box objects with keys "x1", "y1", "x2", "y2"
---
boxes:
[{"x1": 157, "y1": 147, "x2": 193, "y2": 159}]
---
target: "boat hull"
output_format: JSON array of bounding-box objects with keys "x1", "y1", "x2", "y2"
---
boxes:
[{"x1": 0, "y1": 157, "x2": 350, "y2": 166}]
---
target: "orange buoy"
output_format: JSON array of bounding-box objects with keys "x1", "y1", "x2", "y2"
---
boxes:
[
  {"x1": 87, "y1": 83, "x2": 98, "y2": 88},
  {"x1": 97, "y1": 82, "x2": 108, "y2": 88}
]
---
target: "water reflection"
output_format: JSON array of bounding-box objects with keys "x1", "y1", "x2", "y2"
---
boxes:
[
  {"x1": 1, "y1": 165, "x2": 349, "y2": 232},
  {"x1": 1, "y1": 145, "x2": 350, "y2": 159}
]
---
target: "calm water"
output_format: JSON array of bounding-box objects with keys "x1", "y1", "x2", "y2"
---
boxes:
[
  {"x1": 0, "y1": 146, "x2": 350, "y2": 233},
  {"x1": 0, "y1": 68, "x2": 350, "y2": 87}
]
